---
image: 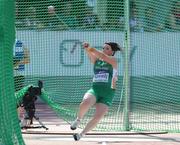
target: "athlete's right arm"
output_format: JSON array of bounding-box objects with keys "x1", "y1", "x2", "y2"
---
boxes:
[
  {"x1": 83, "y1": 42, "x2": 97, "y2": 64},
  {"x1": 83, "y1": 42, "x2": 117, "y2": 68}
]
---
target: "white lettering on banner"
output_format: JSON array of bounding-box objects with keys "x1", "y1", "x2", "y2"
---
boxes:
[{"x1": 93, "y1": 73, "x2": 109, "y2": 82}]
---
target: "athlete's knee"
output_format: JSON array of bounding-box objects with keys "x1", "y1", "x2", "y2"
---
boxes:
[
  {"x1": 80, "y1": 100, "x2": 93, "y2": 109},
  {"x1": 93, "y1": 104, "x2": 108, "y2": 119},
  {"x1": 92, "y1": 114, "x2": 104, "y2": 123},
  {"x1": 82, "y1": 93, "x2": 96, "y2": 104},
  {"x1": 94, "y1": 111, "x2": 107, "y2": 121},
  {"x1": 80, "y1": 99, "x2": 90, "y2": 107}
]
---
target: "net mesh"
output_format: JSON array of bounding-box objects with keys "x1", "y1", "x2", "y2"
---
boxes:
[
  {"x1": 15, "y1": 0, "x2": 125, "y2": 132},
  {"x1": 0, "y1": 1, "x2": 25, "y2": 145},
  {"x1": 1, "y1": 0, "x2": 180, "y2": 144},
  {"x1": 14, "y1": 0, "x2": 180, "y2": 131},
  {"x1": 130, "y1": 0, "x2": 180, "y2": 131}
]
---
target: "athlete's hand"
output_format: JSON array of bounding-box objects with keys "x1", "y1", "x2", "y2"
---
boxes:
[{"x1": 82, "y1": 42, "x2": 90, "y2": 49}]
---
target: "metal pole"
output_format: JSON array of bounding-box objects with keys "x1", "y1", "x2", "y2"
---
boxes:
[{"x1": 123, "y1": 0, "x2": 130, "y2": 131}]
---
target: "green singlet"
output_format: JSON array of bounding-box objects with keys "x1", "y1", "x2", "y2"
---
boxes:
[{"x1": 87, "y1": 59, "x2": 115, "y2": 106}]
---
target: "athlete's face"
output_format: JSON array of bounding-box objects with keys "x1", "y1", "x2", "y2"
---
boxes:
[{"x1": 103, "y1": 44, "x2": 114, "y2": 56}]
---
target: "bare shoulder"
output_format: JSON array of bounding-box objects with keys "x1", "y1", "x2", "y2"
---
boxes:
[
  {"x1": 109, "y1": 56, "x2": 117, "y2": 62},
  {"x1": 102, "y1": 56, "x2": 116, "y2": 68}
]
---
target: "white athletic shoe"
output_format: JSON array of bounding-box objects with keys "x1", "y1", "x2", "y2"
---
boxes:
[
  {"x1": 73, "y1": 133, "x2": 82, "y2": 141},
  {"x1": 21, "y1": 119, "x2": 27, "y2": 127},
  {"x1": 70, "y1": 119, "x2": 81, "y2": 130}
]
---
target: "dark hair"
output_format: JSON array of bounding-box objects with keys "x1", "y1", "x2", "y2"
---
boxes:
[{"x1": 104, "y1": 42, "x2": 122, "y2": 56}]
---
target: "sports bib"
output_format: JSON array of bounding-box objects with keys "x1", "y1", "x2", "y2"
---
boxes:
[{"x1": 93, "y1": 73, "x2": 109, "y2": 82}]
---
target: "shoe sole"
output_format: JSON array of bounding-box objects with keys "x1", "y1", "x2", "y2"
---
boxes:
[
  {"x1": 70, "y1": 126, "x2": 76, "y2": 130},
  {"x1": 73, "y1": 134, "x2": 80, "y2": 141}
]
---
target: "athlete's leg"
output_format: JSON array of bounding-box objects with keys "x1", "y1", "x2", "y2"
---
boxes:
[
  {"x1": 73, "y1": 103, "x2": 108, "y2": 140},
  {"x1": 77, "y1": 93, "x2": 96, "y2": 119},
  {"x1": 81, "y1": 103, "x2": 108, "y2": 135},
  {"x1": 71, "y1": 93, "x2": 96, "y2": 130}
]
